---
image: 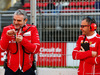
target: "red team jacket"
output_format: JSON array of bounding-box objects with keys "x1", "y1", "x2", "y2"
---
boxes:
[
  {"x1": 0, "y1": 24, "x2": 40, "y2": 72},
  {"x1": 72, "y1": 32, "x2": 100, "y2": 75}
]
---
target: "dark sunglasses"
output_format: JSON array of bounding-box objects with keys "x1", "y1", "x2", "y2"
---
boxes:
[{"x1": 80, "y1": 25, "x2": 90, "y2": 28}]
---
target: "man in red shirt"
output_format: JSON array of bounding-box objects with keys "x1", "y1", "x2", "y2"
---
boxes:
[
  {"x1": 0, "y1": 9, "x2": 40, "y2": 75},
  {"x1": 72, "y1": 16, "x2": 100, "y2": 75}
]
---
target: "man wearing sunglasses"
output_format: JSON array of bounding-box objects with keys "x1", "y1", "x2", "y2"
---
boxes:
[{"x1": 72, "y1": 16, "x2": 100, "y2": 75}]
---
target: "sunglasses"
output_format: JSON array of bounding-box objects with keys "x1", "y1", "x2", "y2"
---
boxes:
[{"x1": 80, "y1": 25, "x2": 90, "y2": 28}]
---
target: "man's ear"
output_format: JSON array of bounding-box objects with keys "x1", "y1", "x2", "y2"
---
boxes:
[{"x1": 24, "y1": 19, "x2": 28, "y2": 24}]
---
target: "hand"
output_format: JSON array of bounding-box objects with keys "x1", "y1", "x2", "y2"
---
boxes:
[
  {"x1": 16, "y1": 35, "x2": 23, "y2": 43},
  {"x1": 92, "y1": 51, "x2": 97, "y2": 57},
  {"x1": 79, "y1": 46, "x2": 85, "y2": 52},
  {"x1": 6, "y1": 29, "x2": 16, "y2": 36}
]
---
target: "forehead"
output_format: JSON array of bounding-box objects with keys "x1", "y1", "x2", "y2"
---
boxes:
[
  {"x1": 13, "y1": 15, "x2": 24, "y2": 19},
  {"x1": 81, "y1": 19, "x2": 88, "y2": 25}
]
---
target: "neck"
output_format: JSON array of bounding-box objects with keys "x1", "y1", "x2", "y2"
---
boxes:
[{"x1": 86, "y1": 31, "x2": 95, "y2": 36}]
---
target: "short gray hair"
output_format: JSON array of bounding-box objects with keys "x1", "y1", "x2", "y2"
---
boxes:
[
  {"x1": 82, "y1": 16, "x2": 96, "y2": 25},
  {"x1": 14, "y1": 9, "x2": 28, "y2": 20}
]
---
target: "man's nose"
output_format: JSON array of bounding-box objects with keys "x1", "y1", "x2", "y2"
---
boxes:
[
  {"x1": 14, "y1": 21, "x2": 18, "y2": 24},
  {"x1": 80, "y1": 27, "x2": 82, "y2": 30}
]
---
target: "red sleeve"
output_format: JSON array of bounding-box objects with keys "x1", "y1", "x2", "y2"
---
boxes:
[
  {"x1": 72, "y1": 36, "x2": 92, "y2": 60},
  {"x1": 85, "y1": 39, "x2": 100, "y2": 64},
  {"x1": 21, "y1": 26, "x2": 40, "y2": 53},
  {"x1": 0, "y1": 27, "x2": 11, "y2": 52},
  {"x1": 96, "y1": 43, "x2": 100, "y2": 64}
]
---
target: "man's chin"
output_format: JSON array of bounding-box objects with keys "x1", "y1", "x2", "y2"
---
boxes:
[
  {"x1": 82, "y1": 32, "x2": 84, "y2": 35},
  {"x1": 82, "y1": 33, "x2": 86, "y2": 35},
  {"x1": 14, "y1": 26, "x2": 20, "y2": 29}
]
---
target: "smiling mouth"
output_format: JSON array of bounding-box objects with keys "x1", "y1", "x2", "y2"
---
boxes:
[
  {"x1": 14, "y1": 25, "x2": 20, "y2": 29},
  {"x1": 15, "y1": 24, "x2": 20, "y2": 26}
]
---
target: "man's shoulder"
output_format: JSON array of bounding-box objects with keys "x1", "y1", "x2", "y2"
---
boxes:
[
  {"x1": 3, "y1": 24, "x2": 13, "y2": 30},
  {"x1": 76, "y1": 35, "x2": 85, "y2": 41},
  {"x1": 79, "y1": 35, "x2": 85, "y2": 38},
  {"x1": 96, "y1": 34, "x2": 100, "y2": 39},
  {"x1": 26, "y1": 24, "x2": 36, "y2": 28}
]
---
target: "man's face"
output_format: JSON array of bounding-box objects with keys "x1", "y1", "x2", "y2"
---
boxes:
[
  {"x1": 13, "y1": 15, "x2": 27, "y2": 29},
  {"x1": 80, "y1": 19, "x2": 90, "y2": 35}
]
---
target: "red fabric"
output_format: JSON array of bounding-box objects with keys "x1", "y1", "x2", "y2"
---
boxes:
[
  {"x1": 37, "y1": 3, "x2": 43, "y2": 7},
  {"x1": 77, "y1": 7, "x2": 83, "y2": 12},
  {"x1": 53, "y1": 2, "x2": 56, "y2": 5},
  {"x1": 61, "y1": 8, "x2": 69, "y2": 13},
  {"x1": 23, "y1": 3, "x2": 30, "y2": 8},
  {"x1": 77, "y1": 2, "x2": 82, "y2": 6},
  {"x1": 0, "y1": 24, "x2": 40, "y2": 72},
  {"x1": 82, "y1": 2, "x2": 89, "y2": 6},
  {"x1": 68, "y1": 2, "x2": 76, "y2": 6},
  {"x1": 24, "y1": 9, "x2": 30, "y2": 13},
  {"x1": 37, "y1": 2, "x2": 49, "y2": 7},
  {"x1": 72, "y1": 34, "x2": 100, "y2": 75},
  {"x1": 70, "y1": 8, "x2": 77, "y2": 13},
  {"x1": 90, "y1": 1, "x2": 95, "y2": 6},
  {"x1": 76, "y1": 2, "x2": 89, "y2": 6}
]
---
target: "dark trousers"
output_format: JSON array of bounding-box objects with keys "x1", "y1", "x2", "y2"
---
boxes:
[{"x1": 5, "y1": 67, "x2": 36, "y2": 75}]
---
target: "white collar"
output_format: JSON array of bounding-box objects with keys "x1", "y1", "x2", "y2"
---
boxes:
[{"x1": 86, "y1": 31, "x2": 97, "y2": 39}]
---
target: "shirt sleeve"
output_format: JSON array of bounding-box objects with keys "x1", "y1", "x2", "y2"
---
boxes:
[
  {"x1": 72, "y1": 36, "x2": 92, "y2": 60},
  {"x1": 0, "y1": 27, "x2": 11, "y2": 52},
  {"x1": 21, "y1": 26, "x2": 40, "y2": 54},
  {"x1": 85, "y1": 40, "x2": 100, "y2": 65}
]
